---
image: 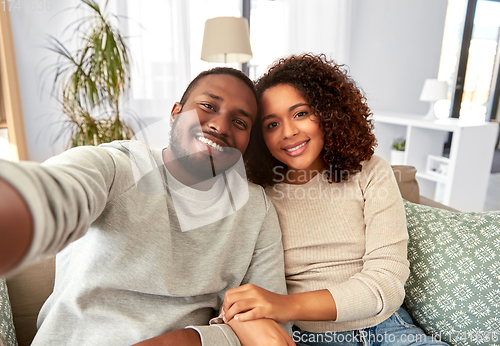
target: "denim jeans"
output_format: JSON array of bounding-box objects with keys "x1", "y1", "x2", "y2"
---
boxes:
[{"x1": 292, "y1": 307, "x2": 447, "y2": 346}]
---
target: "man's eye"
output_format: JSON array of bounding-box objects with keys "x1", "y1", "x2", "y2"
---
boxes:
[
  {"x1": 234, "y1": 119, "x2": 248, "y2": 129},
  {"x1": 200, "y1": 103, "x2": 215, "y2": 111}
]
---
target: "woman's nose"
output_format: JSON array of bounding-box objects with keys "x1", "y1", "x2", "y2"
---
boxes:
[{"x1": 282, "y1": 120, "x2": 299, "y2": 139}]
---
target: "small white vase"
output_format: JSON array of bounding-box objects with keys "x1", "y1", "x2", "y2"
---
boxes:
[{"x1": 390, "y1": 150, "x2": 405, "y2": 165}]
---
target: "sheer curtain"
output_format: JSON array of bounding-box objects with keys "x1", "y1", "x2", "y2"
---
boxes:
[
  {"x1": 108, "y1": 0, "x2": 245, "y2": 127},
  {"x1": 107, "y1": 0, "x2": 353, "y2": 126},
  {"x1": 249, "y1": 0, "x2": 354, "y2": 80},
  {"x1": 108, "y1": 0, "x2": 191, "y2": 127}
]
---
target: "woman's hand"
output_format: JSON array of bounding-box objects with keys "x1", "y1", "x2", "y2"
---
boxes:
[
  {"x1": 224, "y1": 285, "x2": 338, "y2": 324},
  {"x1": 222, "y1": 284, "x2": 291, "y2": 323},
  {"x1": 227, "y1": 318, "x2": 295, "y2": 346}
]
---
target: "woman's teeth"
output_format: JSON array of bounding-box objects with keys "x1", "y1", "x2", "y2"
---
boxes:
[
  {"x1": 285, "y1": 141, "x2": 307, "y2": 152},
  {"x1": 197, "y1": 137, "x2": 224, "y2": 152}
]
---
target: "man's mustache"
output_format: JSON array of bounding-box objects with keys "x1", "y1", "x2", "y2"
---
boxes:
[{"x1": 199, "y1": 129, "x2": 230, "y2": 148}]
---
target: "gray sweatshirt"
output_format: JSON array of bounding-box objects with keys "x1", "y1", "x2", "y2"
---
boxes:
[{"x1": 0, "y1": 141, "x2": 288, "y2": 345}]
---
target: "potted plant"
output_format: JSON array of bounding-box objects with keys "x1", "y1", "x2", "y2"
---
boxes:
[
  {"x1": 49, "y1": 0, "x2": 136, "y2": 148},
  {"x1": 391, "y1": 138, "x2": 405, "y2": 165}
]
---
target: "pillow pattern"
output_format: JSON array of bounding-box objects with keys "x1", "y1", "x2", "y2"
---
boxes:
[
  {"x1": 403, "y1": 200, "x2": 500, "y2": 346},
  {"x1": 0, "y1": 278, "x2": 18, "y2": 346}
]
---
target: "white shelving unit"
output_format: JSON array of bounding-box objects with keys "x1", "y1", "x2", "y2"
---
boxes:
[{"x1": 372, "y1": 112, "x2": 499, "y2": 212}]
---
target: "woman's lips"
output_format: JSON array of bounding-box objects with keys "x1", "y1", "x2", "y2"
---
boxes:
[{"x1": 282, "y1": 140, "x2": 309, "y2": 157}]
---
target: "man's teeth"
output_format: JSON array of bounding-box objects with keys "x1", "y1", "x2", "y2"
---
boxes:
[
  {"x1": 197, "y1": 137, "x2": 224, "y2": 152},
  {"x1": 285, "y1": 141, "x2": 307, "y2": 152}
]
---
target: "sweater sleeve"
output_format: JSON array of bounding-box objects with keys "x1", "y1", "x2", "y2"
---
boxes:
[
  {"x1": 0, "y1": 146, "x2": 121, "y2": 276},
  {"x1": 328, "y1": 156, "x2": 410, "y2": 323},
  {"x1": 240, "y1": 194, "x2": 292, "y2": 336},
  {"x1": 188, "y1": 191, "x2": 292, "y2": 345}
]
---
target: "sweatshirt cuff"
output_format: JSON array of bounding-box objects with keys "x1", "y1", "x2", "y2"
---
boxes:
[{"x1": 187, "y1": 324, "x2": 241, "y2": 346}]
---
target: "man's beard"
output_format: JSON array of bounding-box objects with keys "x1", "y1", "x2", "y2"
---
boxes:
[{"x1": 169, "y1": 117, "x2": 220, "y2": 181}]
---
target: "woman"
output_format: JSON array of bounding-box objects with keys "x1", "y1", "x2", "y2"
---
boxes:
[{"x1": 223, "y1": 54, "x2": 446, "y2": 346}]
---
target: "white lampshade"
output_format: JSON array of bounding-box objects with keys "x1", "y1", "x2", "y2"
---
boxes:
[
  {"x1": 201, "y1": 17, "x2": 253, "y2": 63},
  {"x1": 420, "y1": 79, "x2": 449, "y2": 120},
  {"x1": 419, "y1": 79, "x2": 448, "y2": 102}
]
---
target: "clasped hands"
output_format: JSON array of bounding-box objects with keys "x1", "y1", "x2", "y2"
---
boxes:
[
  {"x1": 222, "y1": 284, "x2": 295, "y2": 346},
  {"x1": 222, "y1": 283, "x2": 292, "y2": 324}
]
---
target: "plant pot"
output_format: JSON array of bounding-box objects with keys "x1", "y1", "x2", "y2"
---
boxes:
[{"x1": 390, "y1": 150, "x2": 405, "y2": 165}]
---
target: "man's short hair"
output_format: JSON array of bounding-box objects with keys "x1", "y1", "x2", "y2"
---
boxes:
[{"x1": 180, "y1": 67, "x2": 257, "y2": 106}]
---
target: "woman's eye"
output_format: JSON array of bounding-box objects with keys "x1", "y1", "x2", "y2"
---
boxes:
[
  {"x1": 266, "y1": 122, "x2": 279, "y2": 129},
  {"x1": 294, "y1": 111, "x2": 308, "y2": 118}
]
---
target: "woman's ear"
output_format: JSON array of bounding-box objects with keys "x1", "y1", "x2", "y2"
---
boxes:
[{"x1": 170, "y1": 102, "x2": 182, "y2": 126}]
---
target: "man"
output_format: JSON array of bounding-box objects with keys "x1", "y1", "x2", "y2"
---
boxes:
[{"x1": 0, "y1": 68, "x2": 292, "y2": 345}]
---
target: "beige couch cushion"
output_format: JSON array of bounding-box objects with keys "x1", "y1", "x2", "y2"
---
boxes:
[
  {"x1": 6, "y1": 257, "x2": 55, "y2": 346},
  {"x1": 391, "y1": 165, "x2": 420, "y2": 204}
]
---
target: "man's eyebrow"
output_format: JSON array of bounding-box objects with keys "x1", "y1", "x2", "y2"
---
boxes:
[
  {"x1": 202, "y1": 92, "x2": 254, "y2": 121},
  {"x1": 202, "y1": 92, "x2": 223, "y2": 101},
  {"x1": 239, "y1": 109, "x2": 253, "y2": 121}
]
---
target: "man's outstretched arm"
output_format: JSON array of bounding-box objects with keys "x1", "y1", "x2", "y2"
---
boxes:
[{"x1": 0, "y1": 176, "x2": 33, "y2": 275}]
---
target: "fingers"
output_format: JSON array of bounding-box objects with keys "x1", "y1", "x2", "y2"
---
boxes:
[
  {"x1": 223, "y1": 290, "x2": 247, "y2": 312},
  {"x1": 222, "y1": 284, "x2": 275, "y2": 322},
  {"x1": 224, "y1": 298, "x2": 258, "y2": 322},
  {"x1": 223, "y1": 285, "x2": 260, "y2": 316}
]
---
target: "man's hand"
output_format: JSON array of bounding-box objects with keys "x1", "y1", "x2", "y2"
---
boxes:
[
  {"x1": 131, "y1": 328, "x2": 201, "y2": 346},
  {"x1": 228, "y1": 318, "x2": 295, "y2": 346},
  {"x1": 223, "y1": 284, "x2": 291, "y2": 324}
]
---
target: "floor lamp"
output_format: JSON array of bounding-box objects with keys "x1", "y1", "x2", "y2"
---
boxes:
[{"x1": 200, "y1": 17, "x2": 253, "y2": 70}]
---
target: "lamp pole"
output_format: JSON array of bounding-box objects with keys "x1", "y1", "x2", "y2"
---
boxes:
[{"x1": 242, "y1": 0, "x2": 251, "y2": 76}]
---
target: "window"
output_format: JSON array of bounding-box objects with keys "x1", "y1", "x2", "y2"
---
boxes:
[{"x1": 438, "y1": 0, "x2": 500, "y2": 121}]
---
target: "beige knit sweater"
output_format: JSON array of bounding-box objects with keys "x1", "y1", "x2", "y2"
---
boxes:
[{"x1": 266, "y1": 155, "x2": 410, "y2": 333}]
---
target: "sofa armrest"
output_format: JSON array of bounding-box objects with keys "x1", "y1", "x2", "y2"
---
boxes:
[
  {"x1": 6, "y1": 257, "x2": 55, "y2": 346},
  {"x1": 391, "y1": 165, "x2": 460, "y2": 212},
  {"x1": 391, "y1": 165, "x2": 420, "y2": 204}
]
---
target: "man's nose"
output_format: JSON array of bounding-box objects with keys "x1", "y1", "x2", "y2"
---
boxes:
[{"x1": 206, "y1": 113, "x2": 230, "y2": 135}]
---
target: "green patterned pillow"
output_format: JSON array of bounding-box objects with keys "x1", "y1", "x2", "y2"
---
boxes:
[
  {"x1": 403, "y1": 200, "x2": 500, "y2": 346},
  {"x1": 0, "y1": 278, "x2": 18, "y2": 346}
]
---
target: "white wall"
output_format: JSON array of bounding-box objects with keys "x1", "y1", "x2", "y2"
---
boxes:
[
  {"x1": 9, "y1": 1, "x2": 81, "y2": 162},
  {"x1": 348, "y1": 0, "x2": 448, "y2": 115},
  {"x1": 9, "y1": 0, "x2": 449, "y2": 162}
]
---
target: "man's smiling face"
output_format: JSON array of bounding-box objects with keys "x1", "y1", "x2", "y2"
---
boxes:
[{"x1": 165, "y1": 74, "x2": 258, "y2": 183}]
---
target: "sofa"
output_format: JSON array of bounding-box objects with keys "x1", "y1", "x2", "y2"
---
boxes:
[{"x1": 1, "y1": 165, "x2": 498, "y2": 346}]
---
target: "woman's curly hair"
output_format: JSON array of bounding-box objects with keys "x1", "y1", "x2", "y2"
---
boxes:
[{"x1": 244, "y1": 53, "x2": 377, "y2": 187}]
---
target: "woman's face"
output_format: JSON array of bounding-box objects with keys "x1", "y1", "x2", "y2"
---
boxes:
[{"x1": 260, "y1": 84, "x2": 325, "y2": 183}]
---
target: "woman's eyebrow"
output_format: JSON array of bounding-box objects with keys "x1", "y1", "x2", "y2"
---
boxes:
[
  {"x1": 289, "y1": 103, "x2": 309, "y2": 111},
  {"x1": 261, "y1": 103, "x2": 309, "y2": 122},
  {"x1": 261, "y1": 114, "x2": 276, "y2": 122}
]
